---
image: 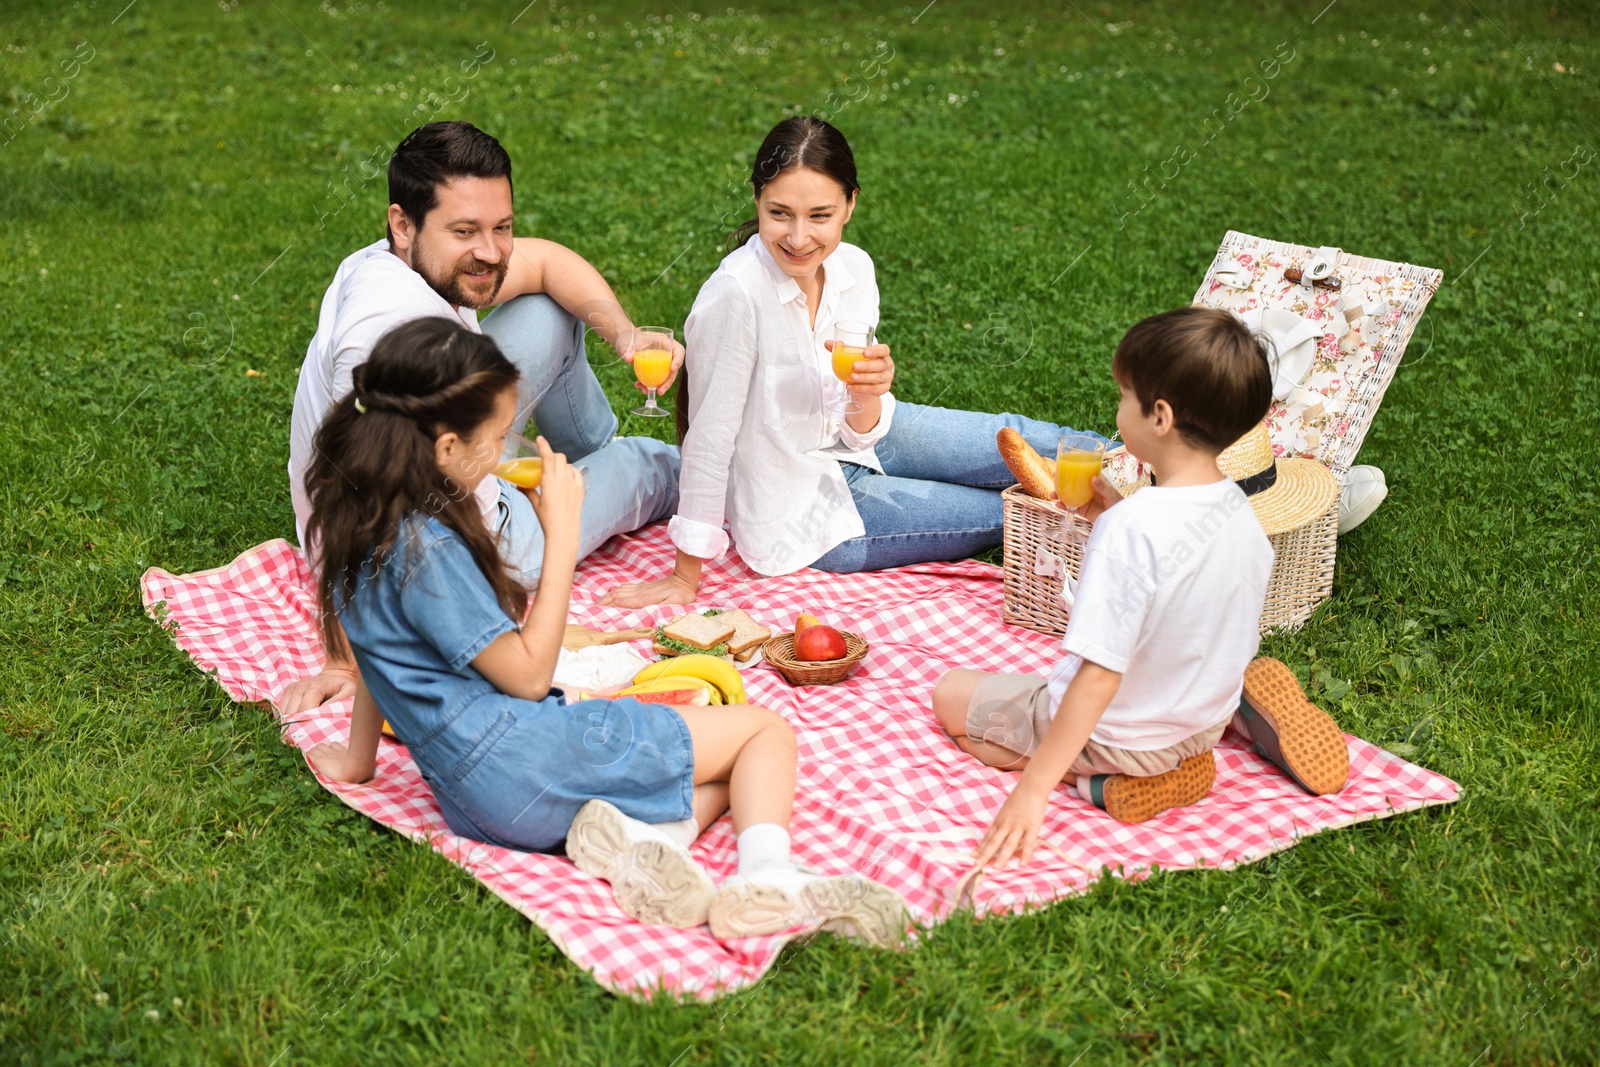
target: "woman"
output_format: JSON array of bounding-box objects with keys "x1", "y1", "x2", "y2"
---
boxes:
[{"x1": 601, "y1": 117, "x2": 1103, "y2": 607}]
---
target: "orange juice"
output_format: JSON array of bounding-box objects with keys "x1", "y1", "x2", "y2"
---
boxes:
[
  {"x1": 832, "y1": 344, "x2": 865, "y2": 383},
  {"x1": 633, "y1": 348, "x2": 673, "y2": 390},
  {"x1": 494, "y1": 456, "x2": 544, "y2": 489},
  {"x1": 1055, "y1": 451, "x2": 1102, "y2": 508}
]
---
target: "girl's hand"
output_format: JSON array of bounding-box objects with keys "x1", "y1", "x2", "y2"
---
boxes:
[
  {"x1": 306, "y1": 741, "x2": 371, "y2": 784},
  {"x1": 973, "y1": 782, "x2": 1050, "y2": 868},
  {"x1": 597, "y1": 570, "x2": 698, "y2": 608},
  {"x1": 826, "y1": 340, "x2": 894, "y2": 397},
  {"x1": 528, "y1": 435, "x2": 584, "y2": 542},
  {"x1": 621, "y1": 329, "x2": 686, "y2": 393}
]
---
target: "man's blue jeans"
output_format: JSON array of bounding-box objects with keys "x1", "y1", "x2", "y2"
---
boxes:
[
  {"x1": 811, "y1": 403, "x2": 1108, "y2": 573},
  {"x1": 479, "y1": 295, "x2": 679, "y2": 580}
]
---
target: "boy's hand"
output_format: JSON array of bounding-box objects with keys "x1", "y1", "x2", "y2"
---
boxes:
[
  {"x1": 1076, "y1": 474, "x2": 1124, "y2": 526},
  {"x1": 974, "y1": 782, "x2": 1051, "y2": 868}
]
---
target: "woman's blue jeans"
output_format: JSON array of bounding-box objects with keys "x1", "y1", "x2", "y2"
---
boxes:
[{"x1": 810, "y1": 403, "x2": 1108, "y2": 573}]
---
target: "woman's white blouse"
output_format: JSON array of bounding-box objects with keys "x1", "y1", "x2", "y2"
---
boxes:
[{"x1": 669, "y1": 237, "x2": 897, "y2": 576}]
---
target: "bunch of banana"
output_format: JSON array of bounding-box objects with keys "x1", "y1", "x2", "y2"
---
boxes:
[{"x1": 631, "y1": 653, "x2": 747, "y2": 705}]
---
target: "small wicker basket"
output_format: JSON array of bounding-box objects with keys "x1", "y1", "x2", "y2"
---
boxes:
[
  {"x1": 762, "y1": 631, "x2": 869, "y2": 686},
  {"x1": 1000, "y1": 486, "x2": 1338, "y2": 636}
]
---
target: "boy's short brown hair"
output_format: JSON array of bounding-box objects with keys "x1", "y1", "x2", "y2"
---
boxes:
[{"x1": 1111, "y1": 306, "x2": 1273, "y2": 453}]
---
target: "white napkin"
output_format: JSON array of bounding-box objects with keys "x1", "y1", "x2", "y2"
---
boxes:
[{"x1": 552, "y1": 644, "x2": 652, "y2": 694}]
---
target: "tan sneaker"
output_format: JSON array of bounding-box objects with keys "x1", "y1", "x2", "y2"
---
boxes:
[
  {"x1": 709, "y1": 868, "x2": 909, "y2": 948},
  {"x1": 565, "y1": 800, "x2": 715, "y2": 928},
  {"x1": 1238, "y1": 657, "x2": 1351, "y2": 795},
  {"x1": 1082, "y1": 751, "x2": 1217, "y2": 823}
]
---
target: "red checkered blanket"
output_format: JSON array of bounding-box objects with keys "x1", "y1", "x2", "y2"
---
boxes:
[{"x1": 141, "y1": 525, "x2": 1460, "y2": 1000}]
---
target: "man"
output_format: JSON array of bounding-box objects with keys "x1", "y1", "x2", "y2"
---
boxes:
[{"x1": 279, "y1": 121, "x2": 680, "y2": 714}]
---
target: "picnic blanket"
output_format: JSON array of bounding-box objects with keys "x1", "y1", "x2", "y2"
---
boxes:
[{"x1": 141, "y1": 524, "x2": 1460, "y2": 1000}]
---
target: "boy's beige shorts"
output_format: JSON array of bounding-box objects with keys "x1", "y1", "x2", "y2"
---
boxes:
[{"x1": 965, "y1": 672, "x2": 1227, "y2": 777}]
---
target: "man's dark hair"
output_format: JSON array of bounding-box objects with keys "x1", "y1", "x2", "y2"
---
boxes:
[
  {"x1": 1111, "y1": 306, "x2": 1273, "y2": 453},
  {"x1": 386, "y1": 121, "x2": 513, "y2": 243}
]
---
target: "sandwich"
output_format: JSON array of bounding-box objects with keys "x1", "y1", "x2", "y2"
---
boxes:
[
  {"x1": 653, "y1": 610, "x2": 737, "y2": 658},
  {"x1": 717, "y1": 609, "x2": 773, "y2": 662}
]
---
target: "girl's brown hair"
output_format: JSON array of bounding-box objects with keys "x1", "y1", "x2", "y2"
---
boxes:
[{"x1": 305, "y1": 317, "x2": 526, "y2": 654}]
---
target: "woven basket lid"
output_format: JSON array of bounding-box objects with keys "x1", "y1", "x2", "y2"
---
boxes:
[{"x1": 1218, "y1": 422, "x2": 1339, "y2": 536}]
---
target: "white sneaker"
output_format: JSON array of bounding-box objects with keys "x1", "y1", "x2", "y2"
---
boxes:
[
  {"x1": 1338, "y1": 465, "x2": 1388, "y2": 534},
  {"x1": 708, "y1": 866, "x2": 909, "y2": 947},
  {"x1": 565, "y1": 800, "x2": 715, "y2": 928}
]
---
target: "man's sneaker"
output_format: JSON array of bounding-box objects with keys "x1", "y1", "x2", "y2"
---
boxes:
[
  {"x1": 1079, "y1": 751, "x2": 1216, "y2": 823},
  {"x1": 566, "y1": 800, "x2": 715, "y2": 928},
  {"x1": 1338, "y1": 465, "x2": 1388, "y2": 534},
  {"x1": 709, "y1": 867, "x2": 909, "y2": 948},
  {"x1": 1238, "y1": 658, "x2": 1350, "y2": 796}
]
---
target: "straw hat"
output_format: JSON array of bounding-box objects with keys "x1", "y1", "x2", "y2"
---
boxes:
[{"x1": 1218, "y1": 423, "x2": 1339, "y2": 536}]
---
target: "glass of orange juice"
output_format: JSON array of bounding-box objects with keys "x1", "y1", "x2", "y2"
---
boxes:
[
  {"x1": 831, "y1": 320, "x2": 873, "y2": 415},
  {"x1": 1056, "y1": 432, "x2": 1106, "y2": 513},
  {"x1": 628, "y1": 326, "x2": 675, "y2": 419},
  {"x1": 494, "y1": 430, "x2": 543, "y2": 490}
]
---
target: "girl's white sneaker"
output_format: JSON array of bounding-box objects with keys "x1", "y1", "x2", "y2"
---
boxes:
[
  {"x1": 566, "y1": 800, "x2": 715, "y2": 928},
  {"x1": 708, "y1": 866, "x2": 909, "y2": 947}
]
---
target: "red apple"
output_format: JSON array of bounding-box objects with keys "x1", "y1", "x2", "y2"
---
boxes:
[{"x1": 794, "y1": 624, "x2": 848, "y2": 662}]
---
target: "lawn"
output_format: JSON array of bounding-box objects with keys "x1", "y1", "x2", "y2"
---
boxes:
[{"x1": 2, "y1": 0, "x2": 1597, "y2": 1063}]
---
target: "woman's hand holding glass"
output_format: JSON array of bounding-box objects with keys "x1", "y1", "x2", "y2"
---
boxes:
[{"x1": 826, "y1": 340, "x2": 895, "y2": 398}]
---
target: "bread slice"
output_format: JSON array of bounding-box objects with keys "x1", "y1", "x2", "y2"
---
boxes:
[
  {"x1": 660, "y1": 612, "x2": 737, "y2": 652},
  {"x1": 717, "y1": 609, "x2": 772, "y2": 657},
  {"x1": 997, "y1": 427, "x2": 1057, "y2": 500}
]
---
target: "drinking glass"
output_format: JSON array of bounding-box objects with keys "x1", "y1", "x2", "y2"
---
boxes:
[
  {"x1": 628, "y1": 326, "x2": 675, "y2": 419},
  {"x1": 494, "y1": 430, "x2": 543, "y2": 490},
  {"x1": 831, "y1": 320, "x2": 874, "y2": 416},
  {"x1": 1056, "y1": 432, "x2": 1106, "y2": 519}
]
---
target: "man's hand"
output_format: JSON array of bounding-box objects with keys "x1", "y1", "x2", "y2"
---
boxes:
[
  {"x1": 276, "y1": 666, "x2": 357, "y2": 716},
  {"x1": 974, "y1": 781, "x2": 1052, "y2": 868},
  {"x1": 620, "y1": 329, "x2": 686, "y2": 394},
  {"x1": 825, "y1": 340, "x2": 894, "y2": 398}
]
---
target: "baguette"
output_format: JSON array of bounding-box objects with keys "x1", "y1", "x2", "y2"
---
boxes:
[{"x1": 997, "y1": 427, "x2": 1057, "y2": 500}]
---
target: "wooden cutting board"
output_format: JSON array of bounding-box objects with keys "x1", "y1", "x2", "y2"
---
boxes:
[{"x1": 561, "y1": 624, "x2": 654, "y2": 650}]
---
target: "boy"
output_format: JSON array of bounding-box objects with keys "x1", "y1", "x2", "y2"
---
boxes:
[{"x1": 933, "y1": 306, "x2": 1348, "y2": 867}]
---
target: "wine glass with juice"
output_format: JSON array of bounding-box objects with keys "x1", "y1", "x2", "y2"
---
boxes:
[
  {"x1": 628, "y1": 326, "x2": 675, "y2": 419},
  {"x1": 1056, "y1": 432, "x2": 1106, "y2": 534},
  {"x1": 494, "y1": 430, "x2": 543, "y2": 490},
  {"x1": 831, "y1": 320, "x2": 873, "y2": 416}
]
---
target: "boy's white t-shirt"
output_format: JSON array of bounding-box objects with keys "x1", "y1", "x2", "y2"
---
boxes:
[
  {"x1": 287, "y1": 239, "x2": 493, "y2": 544},
  {"x1": 1046, "y1": 478, "x2": 1273, "y2": 751}
]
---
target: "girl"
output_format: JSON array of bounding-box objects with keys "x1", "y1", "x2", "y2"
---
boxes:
[
  {"x1": 601, "y1": 116, "x2": 1106, "y2": 607},
  {"x1": 301, "y1": 316, "x2": 906, "y2": 945}
]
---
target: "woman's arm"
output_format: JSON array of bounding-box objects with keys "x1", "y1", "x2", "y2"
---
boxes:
[
  {"x1": 305, "y1": 674, "x2": 386, "y2": 784},
  {"x1": 470, "y1": 439, "x2": 585, "y2": 700}
]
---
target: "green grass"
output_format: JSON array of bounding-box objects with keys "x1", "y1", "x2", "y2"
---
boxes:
[{"x1": 3, "y1": 0, "x2": 1598, "y2": 1062}]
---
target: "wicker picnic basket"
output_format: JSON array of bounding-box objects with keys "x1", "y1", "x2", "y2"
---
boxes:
[
  {"x1": 1000, "y1": 231, "x2": 1443, "y2": 636},
  {"x1": 762, "y1": 631, "x2": 869, "y2": 686}
]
